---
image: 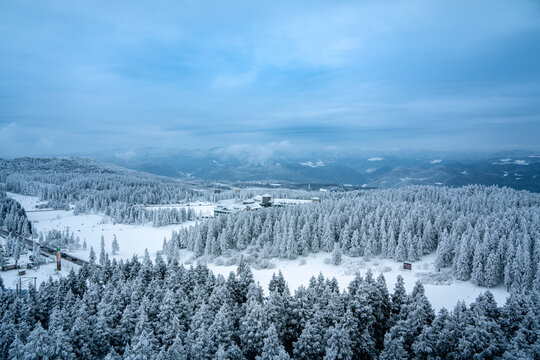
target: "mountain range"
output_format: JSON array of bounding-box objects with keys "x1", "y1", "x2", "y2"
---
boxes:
[{"x1": 85, "y1": 148, "x2": 540, "y2": 192}]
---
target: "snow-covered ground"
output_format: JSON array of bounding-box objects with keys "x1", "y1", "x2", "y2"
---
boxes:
[
  {"x1": 3, "y1": 192, "x2": 510, "y2": 311},
  {"x1": 273, "y1": 199, "x2": 312, "y2": 205},
  {"x1": 1, "y1": 260, "x2": 80, "y2": 292},
  {"x1": 7, "y1": 192, "x2": 195, "y2": 261},
  {"x1": 0, "y1": 237, "x2": 80, "y2": 292},
  {"x1": 208, "y1": 252, "x2": 509, "y2": 311}
]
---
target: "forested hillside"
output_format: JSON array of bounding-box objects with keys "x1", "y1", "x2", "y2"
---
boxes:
[
  {"x1": 0, "y1": 158, "x2": 209, "y2": 226},
  {"x1": 93, "y1": 148, "x2": 540, "y2": 192},
  {"x1": 0, "y1": 257, "x2": 538, "y2": 359},
  {"x1": 166, "y1": 185, "x2": 540, "y2": 292},
  {"x1": 0, "y1": 189, "x2": 32, "y2": 235},
  {"x1": 0, "y1": 158, "x2": 315, "y2": 226},
  {"x1": 1, "y1": 161, "x2": 539, "y2": 358}
]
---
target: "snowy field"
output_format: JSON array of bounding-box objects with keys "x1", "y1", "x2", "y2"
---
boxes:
[
  {"x1": 207, "y1": 252, "x2": 509, "y2": 311},
  {"x1": 3, "y1": 192, "x2": 510, "y2": 311},
  {"x1": 7, "y1": 192, "x2": 195, "y2": 261},
  {"x1": 0, "y1": 258, "x2": 80, "y2": 292}
]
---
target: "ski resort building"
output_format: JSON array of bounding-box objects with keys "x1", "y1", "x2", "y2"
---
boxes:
[{"x1": 213, "y1": 194, "x2": 313, "y2": 216}]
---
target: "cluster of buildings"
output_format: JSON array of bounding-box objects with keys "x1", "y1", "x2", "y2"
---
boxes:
[{"x1": 213, "y1": 194, "x2": 320, "y2": 216}]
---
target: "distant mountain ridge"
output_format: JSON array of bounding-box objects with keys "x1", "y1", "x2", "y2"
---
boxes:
[{"x1": 85, "y1": 148, "x2": 540, "y2": 192}]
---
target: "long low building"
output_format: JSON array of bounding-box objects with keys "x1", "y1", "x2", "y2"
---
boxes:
[{"x1": 213, "y1": 195, "x2": 318, "y2": 216}]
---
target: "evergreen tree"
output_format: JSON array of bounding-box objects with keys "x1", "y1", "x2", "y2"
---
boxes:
[
  {"x1": 208, "y1": 303, "x2": 237, "y2": 355},
  {"x1": 100, "y1": 235, "x2": 107, "y2": 265},
  {"x1": 332, "y1": 242, "x2": 342, "y2": 265},
  {"x1": 454, "y1": 235, "x2": 472, "y2": 280},
  {"x1": 503, "y1": 311, "x2": 540, "y2": 359},
  {"x1": 70, "y1": 303, "x2": 92, "y2": 359},
  {"x1": 256, "y1": 325, "x2": 290, "y2": 360},
  {"x1": 349, "y1": 230, "x2": 361, "y2": 257},
  {"x1": 484, "y1": 252, "x2": 501, "y2": 287},
  {"x1": 49, "y1": 326, "x2": 76, "y2": 360},
  {"x1": 457, "y1": 314, "x2": 505, "y2": 359},
  {"x1": 293, "y1": 309, "x2": 327, "y2": 360},
  {"x1": 187, "y1": 302, "x2": 214, "y2": 360},
  {"x1": 22, "y1": 323, "x2": 52, "y2": 360},
  {"x1": 322, "y1": 221, "x2": 335, "y2": 252},
  {"x1": 89, "y1": 246, "x2": 96, "y2": 265},
  {"x1": 394, "y1": 232, "x2": 407, "y2": 262},
  {"x1": 112, "y1": 235, "x2": 120, "y2": 255},
  {"x1": 512, "y1": 241, "x2": 532, "y2": 293},
  {"x1": 268, "y1": 271, "x2": 289, "y2": 296},
  {"x1": 125, "y1": 303, "x2": 159, "y2": 359},
  {"x1": 380, "y1": 333, "x2": 408, "y2": 360},
  {"x1": 164, "y1": 335, "x2": 188, "y2": 360},
  {"x1": 32, "y1": 241, "x2": 41, "y2": 268},
  {"x1": 240, "y1": 298, "x2": 267, "y2": 359},
  {"x1": 471, "y1": 241, "x2": 486, "y2": 286},
  {"x1": 298, "y1": 223, "x2": 311, "y2": 255},
  {"x1": 12, "y1": 240, "x2": 23, "y2": 267},
  {"x1": 390, "y1": 275, "x2": 407, "y2": 325},
  {"x1": 324, "y1": 322, "x2": 354, "y2": 360},
  {"x1": 104, "y1": 348, "x2": 121, "y2": 360},
  {"x1": 7, "y1": 335, "x2": 25, "y2": 360}
]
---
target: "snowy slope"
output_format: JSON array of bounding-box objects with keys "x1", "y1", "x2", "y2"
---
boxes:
[
  {"x1": 4, "y1": 192, "x2": 510, "y2": 311},
  {"x1": 207, "y1": 252, "x2": 509, "y2": 311},
  {"x1": 7, "y1": 192, "x2": 196, "y2": 261}
]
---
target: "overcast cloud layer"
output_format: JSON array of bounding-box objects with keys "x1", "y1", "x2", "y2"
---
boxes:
[{"x1": 1, "y1": 0, "x2": 540, "y2": 157}]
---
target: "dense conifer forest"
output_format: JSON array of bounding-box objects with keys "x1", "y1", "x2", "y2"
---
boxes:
[
  {"x1": 0, "y1": 158, "x2": 201, "y2": 225},
  {"x1": 166, "y1": 185, "x2": 540, "y2": 292},
  {"x1": 0, "y1": 189, "x2": 32, "y2": 236},
  {"x1": 2, "y1": 0, "x2": 539, "y2": 357},
  {"x1": 0, "y1": 158, "x2": 313, "y2": 226},
  {"x1": 1, "y1": 256, "x2": 539, "y2": 359},
  {"x1": 1, "y1": 160, "x2": 540, "y2": 359}
]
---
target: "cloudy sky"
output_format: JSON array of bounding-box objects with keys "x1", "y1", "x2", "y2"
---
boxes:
[{"x1": 1, "y1": 0, "x2": 539, "y2": 157}]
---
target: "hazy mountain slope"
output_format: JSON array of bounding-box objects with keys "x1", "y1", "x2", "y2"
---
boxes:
[{"x1": 86, "y1": 148, "x2": 540, "y2": 192}]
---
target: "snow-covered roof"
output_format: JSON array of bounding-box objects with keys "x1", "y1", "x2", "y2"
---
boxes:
[{"x1": 273, "y1": 198, "x2": 312, "y2": 206}]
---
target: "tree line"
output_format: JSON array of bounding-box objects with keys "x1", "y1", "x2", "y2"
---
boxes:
[
  {"x1": 0, "y1": 189, "x2": 32, "y2": 235},
  {"x1": 165, "y1": 185, "x2": 540, "y2": 291},
  {"x1": 0, "y1": 158, "x2": 315, "y2": 227},
  {"x1": 0, "y1": 256, "x2": 538, "y2": 359},
  {"x1": 0, "y1": 158, "x2": 202, "y2": 225}
]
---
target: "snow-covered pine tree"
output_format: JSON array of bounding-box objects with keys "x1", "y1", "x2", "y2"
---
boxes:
[
  {"x1": 89, "y1": 246, "x2": 96, "y2": 265},
  {"x1": 332, "y1": 242, "x2": 342, "y2": 265},
  {"x1": 99, "y1": 235, "x2": 106, "y2": 265},
  {"x1": 111, "y1": 235, "x2": 119, "y2": 255},
  {"x1": 256, "y1": 325, "x2": 290, "y2": 360}
]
